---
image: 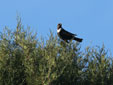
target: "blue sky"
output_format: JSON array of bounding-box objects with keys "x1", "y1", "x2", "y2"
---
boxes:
[{"x1": 0, "y1": 0, "x2": 113, "y2": 53}]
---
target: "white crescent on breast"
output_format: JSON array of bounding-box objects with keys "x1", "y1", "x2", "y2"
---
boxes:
[{"x1": 57, "y1": 28, "x2": 61, "y2": 33}]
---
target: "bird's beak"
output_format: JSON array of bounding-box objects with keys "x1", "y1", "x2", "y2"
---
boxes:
[
  {"x1": 57, "y1": 23, "x2": 62, "y2": 29},
  {"x1": 57, "y1": 25, "x2": 60, "y2": 29}
]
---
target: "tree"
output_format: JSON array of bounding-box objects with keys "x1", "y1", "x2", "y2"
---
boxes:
[{"x1": 0, "y1": 18, "x2": 112, "y2": 85}]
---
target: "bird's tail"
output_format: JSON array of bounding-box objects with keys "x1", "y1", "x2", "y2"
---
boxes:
[{"x1": 74, "y1": 37, "x2": 83, "y2": 42}]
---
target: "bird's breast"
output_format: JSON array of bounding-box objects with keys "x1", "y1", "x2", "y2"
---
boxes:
[{"x1": 57, "y1": 28, "x2": 62, "y2": 33}]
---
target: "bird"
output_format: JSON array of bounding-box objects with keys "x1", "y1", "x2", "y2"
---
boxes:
[{"x1": 57, "y1": 23, "x2": 83, "y2": 43}]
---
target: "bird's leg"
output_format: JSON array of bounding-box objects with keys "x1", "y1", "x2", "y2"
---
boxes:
[
  {"x1": 69, "y1": 37, "x2": 74, "y2": 42},
  {"x1": 64, "y1": 40, "x2": 69, "y2": 43}
]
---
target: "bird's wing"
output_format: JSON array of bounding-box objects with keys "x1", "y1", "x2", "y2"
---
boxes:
[{"x1": 62, "y1": 28, "x2": 77, "y2": 36}]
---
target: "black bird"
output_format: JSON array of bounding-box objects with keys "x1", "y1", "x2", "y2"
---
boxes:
[{"x1": 57, "y1": 23, "x2": 83, "y2": 43}]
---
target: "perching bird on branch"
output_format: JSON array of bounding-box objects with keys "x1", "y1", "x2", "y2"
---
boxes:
[{"x1": 57, "y1": 23, "x2": 83, "y2": 43}]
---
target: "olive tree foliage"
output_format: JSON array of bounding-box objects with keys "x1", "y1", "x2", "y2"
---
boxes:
[{"x1": 0, "y1": 19, "x2": 113, "y2": 85}]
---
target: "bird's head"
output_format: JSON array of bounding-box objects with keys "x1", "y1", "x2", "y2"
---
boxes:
[{"x1": 57, "y1": 23, "x2": 62, "y2": 30}]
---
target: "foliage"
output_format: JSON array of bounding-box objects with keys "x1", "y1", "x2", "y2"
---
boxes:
[{"x1": 0, "y1": 19, "x2": 113, "y2": 85}]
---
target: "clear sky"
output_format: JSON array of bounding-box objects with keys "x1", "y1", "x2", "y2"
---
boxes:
[{"x1": 0, "y1": 0, "x2": 113, "y2": 53}]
